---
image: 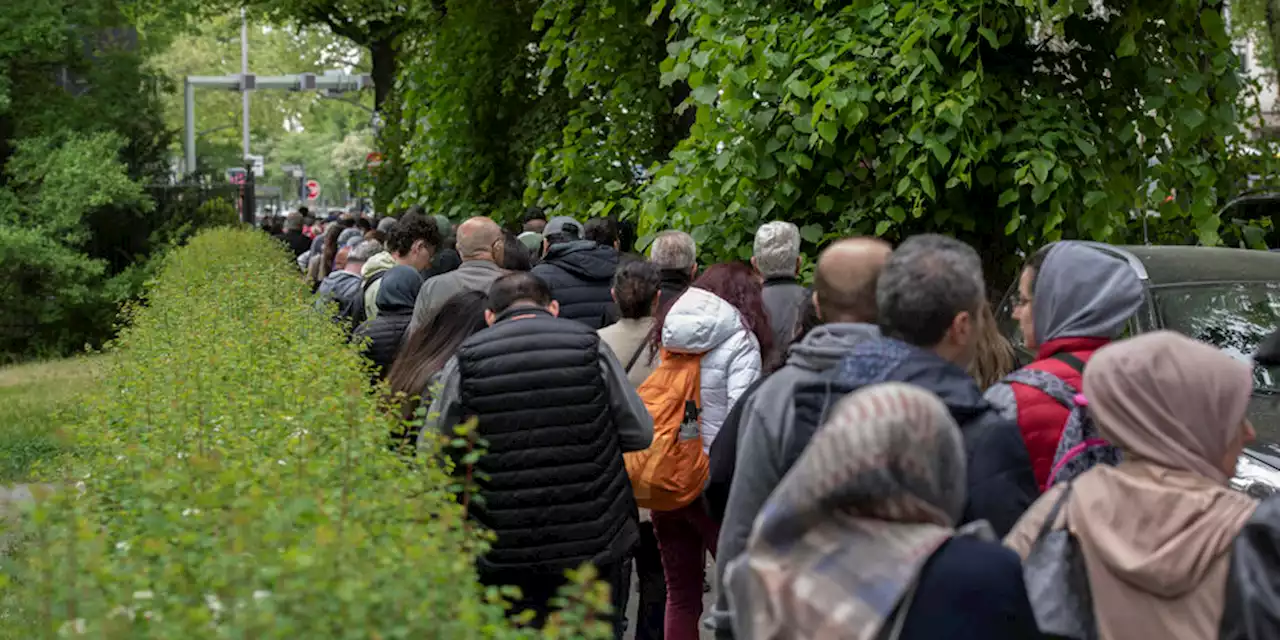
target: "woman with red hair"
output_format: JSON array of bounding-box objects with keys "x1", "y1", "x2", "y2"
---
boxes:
[{"x1": 646, "y1": 261, "x2": 771, "y2": 640}]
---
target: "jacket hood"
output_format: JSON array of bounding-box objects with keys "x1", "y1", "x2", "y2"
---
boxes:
[
  {"x1": 662, "y1": 287, "x2": 748, "y2": 354},
  {"x1": 1033, "y1": 242, "x2": 1144, "y2": 344},
  {"x1": 376, "y1": 265, "x2": 423, "y2": 313},
  {"x1": 319, "y1": 270, "x2": 362, "y2": 299},
  {"x1": 785, "y1": 323, "x2": 881, "y2": 372},
  {"x1": 541, "y1": 241, "x2": 618, "y2": 281},
  {"x1": 1070, "y1": 463, "x2": 1255, "y2": 597},
  {"x1": 361, "y1": 251, "x2": 397, "y2": 280},
  {"x1": 835, "y1": 338, "x2": 990, "y2": 424}
]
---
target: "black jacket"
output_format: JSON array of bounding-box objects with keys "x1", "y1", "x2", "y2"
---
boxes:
[
  {"x1": 276, "y1": 230, "x2": 313, "y2": 257},
  {"x1": 658, "y1": 268, "x2": 693, "y2": 313},
  {"x1": 353, "y1": 311, "x2": 412, "y2": 380},
  {"x1": 531, "y1": 241, "x2": 619, "y2": 329},
  {"x1": 1222, "y1": 496, "x2": 1280, "y2": 640},
  {"x1": 899, "y1": 536, "x2": 1041, "y2": 639},
  {"x1": 792, "y1": 338, "x2": 1037, "y2": 537},
  {"x1": 423, "y1": 247, "x2": 462, "y2": 280},
  {"x1": 455, "y1": 308, "x2": 639, "y2": 581}
]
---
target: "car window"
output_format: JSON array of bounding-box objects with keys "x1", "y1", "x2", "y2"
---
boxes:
[{"x1": 1154, "y1": 282, "x2": 1280, "y2": 389}]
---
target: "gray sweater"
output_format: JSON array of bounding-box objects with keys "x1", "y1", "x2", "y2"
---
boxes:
[
  {"x1": 408, "y1": 259, "x2": 504, "y2": 335},
  {"x1": 709, "y1": 322, "x2": 881, "y2": 632}
]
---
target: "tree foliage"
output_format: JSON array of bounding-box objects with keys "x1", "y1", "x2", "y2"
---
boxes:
[{"x1": 384, "y1": 0, "x2": 1273, "y2": 282}]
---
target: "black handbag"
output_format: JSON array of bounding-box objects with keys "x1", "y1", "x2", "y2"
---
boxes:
[{"x1": 1023, "y1": 484, "x2": 1098, "y2": 640}]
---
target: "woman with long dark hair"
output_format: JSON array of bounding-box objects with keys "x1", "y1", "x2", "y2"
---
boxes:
[
  {"x1": 308, "y1": 223, "x2": 344, "y2": 289},
  {"x1": 645, "y1": 261, "x2": 770, "y2": 640},
  {"x1": 385, "y1": 290, "x2": 489, "y2": 447}
]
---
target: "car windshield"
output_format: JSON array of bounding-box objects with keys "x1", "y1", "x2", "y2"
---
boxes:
[{"x1": 1155, "y1": 282, "x2": 1280, "y2": 390}]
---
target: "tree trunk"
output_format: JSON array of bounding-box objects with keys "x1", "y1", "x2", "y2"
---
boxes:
[{"x1": 369, "y1": 36, "x2": 398, "y2": 111}]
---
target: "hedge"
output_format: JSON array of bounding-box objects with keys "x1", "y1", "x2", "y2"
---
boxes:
[{"x1": 0, "y1": 228, "x2": 611, "y2": 638}]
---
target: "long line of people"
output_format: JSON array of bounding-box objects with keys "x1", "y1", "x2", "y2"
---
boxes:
[{"x1": 278, "y1": 210, "x2": 1279, "y2": 640}]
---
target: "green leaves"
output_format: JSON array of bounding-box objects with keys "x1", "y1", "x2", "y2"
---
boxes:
[{"x1": 1117, "y1": 33, "x2": 1138, "y2": 57}]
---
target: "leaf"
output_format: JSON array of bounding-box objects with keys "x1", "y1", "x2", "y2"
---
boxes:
[
  {"x1": 1117, "y1": 33, "x2": 1137, "y2": 58},
  {"x1": 922, "y1": 49, "x2": 944, "y2": 74},
  {"x1": 691, "y1": 85, "x2": 720, "y2": 105},
  {"x1": 919, "y1": 175, "x2": 936, "y2": 201},
  {"x1": 998, "y1": 188, "x2": 1019, "y2": 207},
  {"x1": 887, "y1": 206, "x2": 906, "y2": 222},
  {"x1": 800, "y1": 223, "x2": 824, "y2": 242},
  {"x1": 1029, "y1": 157, "x2": 1055, "y2": 184},
  {"x1": 875, "y1": 220, "x2": 893, "y2": 236},
  {"x1": 978, "y1": 27, "x2": 1000, "y2": 48},
  {"x1": 1083, "y1": 190, "x2": 1107, "y2": 208},
  {"x1": 925, "y1": 140, "x2": 952, "y2": 165},
  {"x1": 1074, "y1": 138, "x2": 1097, "y2": 157},
  {"x1": 788, "y1": 79, "x2": 811, "y2": 99},
  {"x1": 817, "y1": 121, "x2": 839, "y2": 144},
  {"x1": 962, "y1": 71, "x2": 977, "y2": 88},
  {"x1": 1031, "y1": 183, "x2": 1053, "y2": 204},
  {"x1": 1005, "y1": 216, "x2": 1021, "y2": 235},
  {"x1": 1178, "y1": 108, "x2": 1206, "y2": 130}
]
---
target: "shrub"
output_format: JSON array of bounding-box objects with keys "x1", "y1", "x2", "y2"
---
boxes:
[{"x1": 0, "y1": 229, "x2": 611, "y2": 638}]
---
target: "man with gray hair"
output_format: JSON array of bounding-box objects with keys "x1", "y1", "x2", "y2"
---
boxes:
[
  {"x1": 316, "y1": 239, "x2": 383, "y2": 333},
  {"x1": 752, "y1": 221, "x2": 808, "y2": 354},
  {"x1": 785, "y1": 234, "x2": 1036, "y2": 536},
  {"x1": 275, "y1": 211, "x2": 312, "y2": 257},
  {"x1": 409, "y1": 216, "x2": 505, "y2": 334},
  {"x1": 649, "y1": 230, "x2": 697, "y2": 309}
]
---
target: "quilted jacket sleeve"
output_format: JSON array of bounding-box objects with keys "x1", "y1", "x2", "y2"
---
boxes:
[{"x1": 723, "y1": 332, "x2": 763, "y2": 423}]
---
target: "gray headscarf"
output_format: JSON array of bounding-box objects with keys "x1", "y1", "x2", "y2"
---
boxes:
[
  {"x1": 376, "y1": 265, "x2": 423, "y2": 314},
  {"x1": 1033, "y1": 241, "x2": 1143, "y2": 345}
]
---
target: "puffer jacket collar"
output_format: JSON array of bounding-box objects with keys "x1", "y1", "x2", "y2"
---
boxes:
[{"x1": 662, "y1": 287, "x2": 746, "y2": 355}]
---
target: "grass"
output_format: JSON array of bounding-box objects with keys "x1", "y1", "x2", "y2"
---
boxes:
[{"x1": 0, "y1": 356, "x2": 106, "y2": 483}]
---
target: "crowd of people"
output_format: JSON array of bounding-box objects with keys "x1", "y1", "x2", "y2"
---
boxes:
[{"x1": 269, "y1": 207, "x2": 1280, "y2": 640}]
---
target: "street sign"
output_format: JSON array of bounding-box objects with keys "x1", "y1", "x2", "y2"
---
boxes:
[
  {"x1": 305, "y1": 179, "x2": 321, "y2": 200},
  {"x1": 227, "y1": 168, "x2": 246, "y2": 185},
  {"x1": 247, "y1": 154, "x2": 265, "y2": 177},
  {"x1": 366, "y1": 152, "x2": 384, "y2": 169}
]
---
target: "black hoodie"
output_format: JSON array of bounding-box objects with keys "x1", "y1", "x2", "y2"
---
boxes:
[{"x1": 531, "y1": 240, "x2": 620, "y2": 329}]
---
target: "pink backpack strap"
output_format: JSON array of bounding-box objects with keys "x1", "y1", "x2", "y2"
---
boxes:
[{"x1": 1050, "y1": 438, "x2": 1108, "y2": 483}]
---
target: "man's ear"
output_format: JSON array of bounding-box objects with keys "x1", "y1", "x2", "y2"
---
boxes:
[
  {"x1": 484, "y1": 310, "x2": 497, "y2": 326},
  {"x1": 795, "y1": 255, "x2": 803, "y2": 274},
  {"x1": 750, "y1": 256, "x2": 760, "y2": 274},
  {"x1": 950, "y1": 310, "x2": 974, "y2": 351},
  {"x1": 689, "y1": 264, "x2": 698, "y2": 280},
  {"x1": 610, "y1": 287, "x2": 619, "y2": 305},
  {"x1": 811, "y1": 290, "x2": 823, "y2": 322},
  {"x1": 547, "y1": 300, "x2": 561, "y2": 317}
]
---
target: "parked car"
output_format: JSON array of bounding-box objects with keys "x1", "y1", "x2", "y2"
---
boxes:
[{"x1": 993, "y1": 244, "x2": 1280, "y2": 497}]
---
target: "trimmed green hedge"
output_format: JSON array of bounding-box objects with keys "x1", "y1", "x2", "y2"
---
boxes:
[{"x1": 0, "y1": 229, "x2": 610, "y2": 638}]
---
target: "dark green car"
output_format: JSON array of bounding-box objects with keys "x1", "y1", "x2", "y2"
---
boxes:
[{"x1": 993, "y1": 244, "x2": 1280, "y2": 497}]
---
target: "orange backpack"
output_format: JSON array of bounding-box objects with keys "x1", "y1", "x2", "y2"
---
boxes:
[{"x1": 625, "y1": 349, "x2": 709, "y2": 511}]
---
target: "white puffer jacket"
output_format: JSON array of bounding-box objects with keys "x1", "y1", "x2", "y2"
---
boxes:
[{"x1": 662, "y1": 287, "x2": 763, "y2": 453}]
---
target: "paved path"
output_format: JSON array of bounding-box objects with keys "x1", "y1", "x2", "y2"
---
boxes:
[{"x1": 623, "y1": 559, "x2": 717, "y2": 640}]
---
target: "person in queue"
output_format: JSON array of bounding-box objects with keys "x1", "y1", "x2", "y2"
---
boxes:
[
  {"x1": 789, "y1": 235, "x2": 1035, "y2": 535},
  {"x1": 385, "y1": 290, "x2": 489, "y2": 449},
  {"x1": 1005, "y1": 331, "x2": 1257, "y2": 640},
  {"x1": 316, "y1": 239, "x2": 382, "y2": 332},
  {"x1": 419, "y1": 272, "x2": 652, "y2": 632},
  {"x1": 596, "y1": 259, "x2": 665, "y2": 640},
  {"x1": 647, "y1": 261, "x2": 768, "y2": 640},
  {"x1": 709, "y1": 237, "x2": 892, "y2": 633},
  {"x1": 530, "y1": 216, "x2": 621, "y2": 329},
  {"x1": 353, "y1": 265, "x2": 423, "y2": 381},
  {"x1": 753, "y1": 221, "x2": 809, "y2": 360},
  {"x1": 362, "y1": 213, "x2": 442, "y2": 320},
  {"x1": 725, "y1": 383, "x2": 1039, "y2": 639},
  {"x1": 985, "y1": 241, "x2": 1143, "y2": 490},
  {"x1": 650, "y1": 230, "x2": 698, "y2": 311},
  {"x1": 409, "y1": 216, "x2": 505, "y2": 334}
]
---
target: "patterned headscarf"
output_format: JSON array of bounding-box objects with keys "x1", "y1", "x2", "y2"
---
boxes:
[{"x1": 725, "y1": 383, "x2": 966, "y2": 640}]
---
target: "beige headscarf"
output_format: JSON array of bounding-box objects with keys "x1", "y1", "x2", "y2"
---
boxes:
[
  {"x1": 1007, "y1": 331, "x2": 1258, "y2": 640},
  {"x1": 724, "y1": 383, "x2": 968, "y2": 640}
]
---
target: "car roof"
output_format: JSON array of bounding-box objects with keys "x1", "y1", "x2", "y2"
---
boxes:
[{"x1": 1079, "y1": 243, "x2": 1280, "y2": 286}]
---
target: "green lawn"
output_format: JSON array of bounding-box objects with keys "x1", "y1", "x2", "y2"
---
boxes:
[{"x1": 0, "y1": 356, "x2": 104, "y2": 483}]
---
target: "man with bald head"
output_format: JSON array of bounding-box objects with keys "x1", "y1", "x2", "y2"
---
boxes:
[
  {"x1": 409, "y1": 216, "x2": 506, "y2": 334},
  {"x1": 708, "y1": 236, "x2": 891, "y2": 633}
]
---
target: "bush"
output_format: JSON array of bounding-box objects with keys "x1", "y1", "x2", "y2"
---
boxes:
[{"x1": 0, "y1": 229, "x2": 611, "y2": 638}]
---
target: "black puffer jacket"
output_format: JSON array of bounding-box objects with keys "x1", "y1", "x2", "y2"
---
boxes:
[
  {"x1": 531, "y1": 240, "x2": 619, "y2": 329},
  {"x1": 353, "y1": 265, "x2": 422, "y2": 379},
  {"x1": 455, "y1": 308, "x2": 639, "y2": 581}
]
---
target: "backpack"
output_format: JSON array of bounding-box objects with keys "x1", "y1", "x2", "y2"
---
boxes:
[
  {"x1": 1003, "y1": 353, "x2": 1121, "y2": 488},
  {"x1": 625, "y1": 349, "x2": 710, "y2": 511}
]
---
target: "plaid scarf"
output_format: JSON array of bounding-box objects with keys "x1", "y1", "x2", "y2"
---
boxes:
[{"x1": 724, "y1": 383, "x2": 969, "y2": 639}]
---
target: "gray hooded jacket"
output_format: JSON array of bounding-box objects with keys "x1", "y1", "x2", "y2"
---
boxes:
[
  {"x1": 1031, "y1": 241, "x2": 1145, "y2": 346},
  {"x1": 710, "y1": 322, "x2": 881, "y2": 632}
]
